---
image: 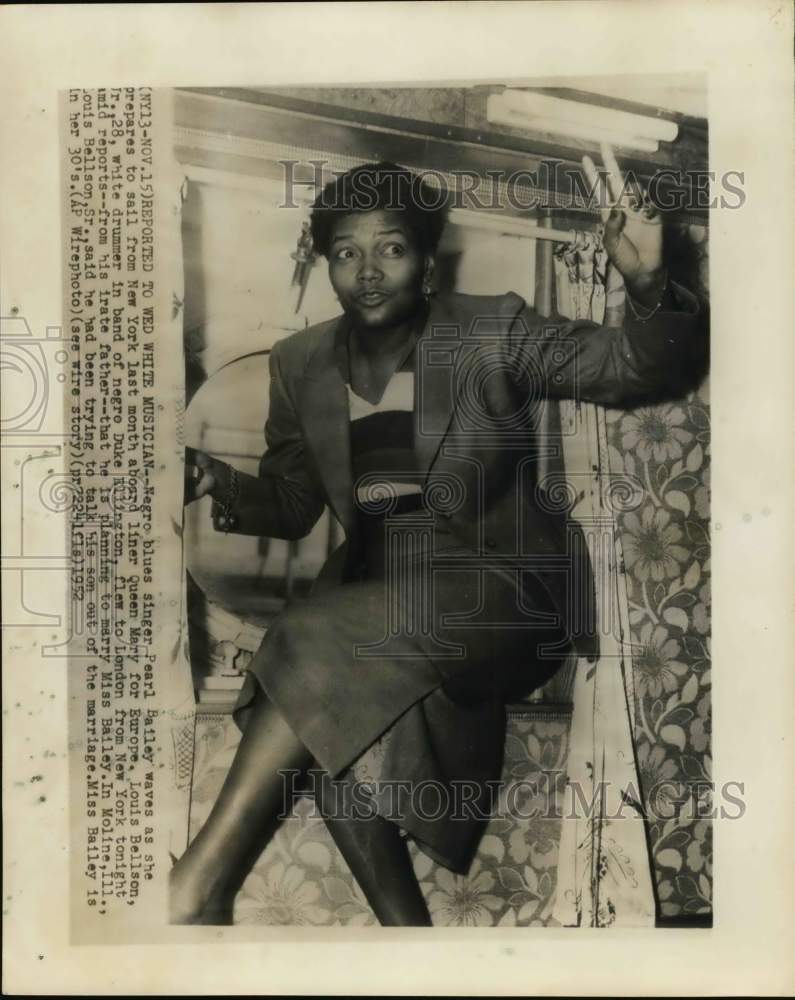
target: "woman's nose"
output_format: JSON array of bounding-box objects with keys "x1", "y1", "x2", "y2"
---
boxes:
[{"x1": 357, "y1": 254, "x2": 383, "y2": 282}]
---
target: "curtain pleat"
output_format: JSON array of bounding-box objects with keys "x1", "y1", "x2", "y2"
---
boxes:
[{"x1": 551, "y1": 233, "x2": 655, "y2": 927}]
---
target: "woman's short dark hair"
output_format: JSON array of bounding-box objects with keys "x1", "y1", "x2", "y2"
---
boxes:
[{"x1": 310, "y1": 161, "x2": 449, "y2": 258}]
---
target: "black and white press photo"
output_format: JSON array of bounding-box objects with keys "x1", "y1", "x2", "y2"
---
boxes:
[
  {"x1": 2, "y1": 3, "x2": 793, "y2": 996},
  {"x1": 173, "y1": 78, "x2": 712, "y2": 928}
]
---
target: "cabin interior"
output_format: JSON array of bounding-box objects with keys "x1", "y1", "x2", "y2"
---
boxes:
[{"x1": 176, "y1": 78, "x2": 710, "y2": 928}]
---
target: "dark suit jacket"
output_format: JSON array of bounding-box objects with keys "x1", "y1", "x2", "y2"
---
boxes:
[{"x1": 220, "y1": 287, "x2": 703, "y2": 659}]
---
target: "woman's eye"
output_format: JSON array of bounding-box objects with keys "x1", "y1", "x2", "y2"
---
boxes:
[
  {"x1": 381, "y1": 243, "x2": 406, "y2": 258},
  {"x1": 334, "y1": 247, "x2": 357, "y2": 261}
]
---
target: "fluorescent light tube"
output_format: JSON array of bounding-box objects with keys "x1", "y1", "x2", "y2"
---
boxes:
[
  {"x1": 487, "y1": 91, "x2": 678, "y2": 152},
  {"x1": 487, "y1": 99, "x2": 660, "y2": 153},
  {"x1": 499, "y1": 89, "x2": 678, "y2": 141}
]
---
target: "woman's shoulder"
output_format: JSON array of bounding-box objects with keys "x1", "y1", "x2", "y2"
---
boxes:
[
  {"x1": 272, "y1": 315, "x2": 338, "y2": 353},
  {"x1": 269, "y1": 315, "x2": 342, "y2": 375}
]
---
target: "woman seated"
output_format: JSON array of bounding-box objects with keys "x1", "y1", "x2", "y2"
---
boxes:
[{"x1": 172, "y1": 149, "x2": 704, "y2": 925}]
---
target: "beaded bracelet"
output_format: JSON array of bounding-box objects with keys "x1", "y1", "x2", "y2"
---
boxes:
[
  {"x1": 213, "y1": 466, "x2": 240, "y2": 533},
  {"x1": 626, "y1": 269, "x2": 669, "y2": 322}
]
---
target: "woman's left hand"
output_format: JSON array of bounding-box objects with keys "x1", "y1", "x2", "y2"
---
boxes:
[{"x1": 582, "y1": 143, "x2": 665, "y2": 307}]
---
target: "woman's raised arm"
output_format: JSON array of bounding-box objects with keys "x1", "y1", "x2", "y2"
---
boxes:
[
  {"x1": 503, "y1": 145, "x2": 707, "y2": 406},
  {"x1": 501, "y1": 280, "x2": 705, "y2": 407}
]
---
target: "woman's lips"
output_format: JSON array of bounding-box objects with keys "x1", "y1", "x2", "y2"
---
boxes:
[{"x1": 356, "y1": 290, "x2": 389, "y2": 306}]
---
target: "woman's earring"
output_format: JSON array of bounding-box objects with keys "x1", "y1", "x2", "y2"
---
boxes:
[{"x1": 422, "y1": 279, "x2": 433, "y2": 300}]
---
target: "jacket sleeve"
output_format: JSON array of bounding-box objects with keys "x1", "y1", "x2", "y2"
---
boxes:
[
  {"x1": 504, "y1": 280, "x2": 707, "y2": 406},
  {"x1": 211, "y1": 339, "x2": 326, "y2": 539}
]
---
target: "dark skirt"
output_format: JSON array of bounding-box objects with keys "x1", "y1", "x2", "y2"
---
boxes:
[{"x1": 233, "y1": 507, "x2": 569, "y2": 873}]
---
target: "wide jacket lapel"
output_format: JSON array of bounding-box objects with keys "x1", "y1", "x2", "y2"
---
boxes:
[
  {"x1": 295, "y1": 299, "x2": 465, "y2": 525},
  {"x1": 296, "y1": 322, "x2": 354, "y2": 533},
  {"x1": 414, "y1": 295, "x2": 463, "y2": 480}
]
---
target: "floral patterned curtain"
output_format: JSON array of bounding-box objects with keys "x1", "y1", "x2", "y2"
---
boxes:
[
  {"x1": 603, "y1": 222, "x2": 711, "y2": 921},
  {"x1": 551, "y1": 232, "x2": 656, "y2": 926}
]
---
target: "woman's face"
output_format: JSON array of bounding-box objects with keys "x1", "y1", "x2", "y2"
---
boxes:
[{"x1": 326, "y1": 209, "x2": 430, "y2": 331}]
